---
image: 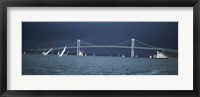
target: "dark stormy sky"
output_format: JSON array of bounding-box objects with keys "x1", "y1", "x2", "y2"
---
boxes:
[{"x1": 22, "y1": 22, "x2": 178, "y2": 57}]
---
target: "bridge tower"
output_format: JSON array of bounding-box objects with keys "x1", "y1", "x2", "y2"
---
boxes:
[
  {"x1": 131, "y1": 38, "x2": 135, "y2": 57},
  {"x1": 77, "y1": 39, "x2": 81, "y2": 55}
]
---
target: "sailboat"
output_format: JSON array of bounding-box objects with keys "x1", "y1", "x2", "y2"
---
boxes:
[
  {"x1": 58, "y1": 46, "x2": 67, "y2": 57},
  {"x1": 42, "y1": 48, "x2": 53, "y2": 56},
  {"x1": 65, "y1": 51, "x2": 69, "y2": 56},
  {"x1": 155, "y1": 51, "x2": 168, "y2": 58},
  {"x1": 77, "y1": 50, "x2": 84, "y2": 56},
  {"x1": 149, "y1": 55, "x2": 152, "y2": 58}
]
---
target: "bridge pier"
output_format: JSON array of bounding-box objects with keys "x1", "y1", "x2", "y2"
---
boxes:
[
  {"x1": 77, "y1": 39, "x2": 80, "y2": 55},
  {"x1": 131, "y1": 38, "x2": 135, "y2": 57}
]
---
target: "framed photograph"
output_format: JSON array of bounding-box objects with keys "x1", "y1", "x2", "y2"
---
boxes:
[{"x1": 0, "y1": 0, "x2": 200, "y2": 97}]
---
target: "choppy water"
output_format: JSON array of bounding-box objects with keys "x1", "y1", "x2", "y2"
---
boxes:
[{"x1": 22, "y1": 54, "x2": 178, "y2": 75}]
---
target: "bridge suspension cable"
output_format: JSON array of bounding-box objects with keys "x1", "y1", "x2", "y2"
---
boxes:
[
  {"x1": 81, "y1": 39, "x2": 131, "y2": 46},
  {"x1": 135, "y1": 39, "x2": 162, "y2": 49},
  {"x1": 80, "y1": 40, "x2": 97, "y2": 46},
  {"x1": 23, "y1": 38, "x2": 178, "y2": 55},
  {"x1": 67, "y1": 41, "x2": 77, "y2": 47},
  {"x1": 111, "y1": 39, "x2": 131, "y2": 46}
]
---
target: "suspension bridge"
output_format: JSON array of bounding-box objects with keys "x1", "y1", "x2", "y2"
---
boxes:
[{"x1": 23, "y1": 38, "x2": 178, "y2": 57}]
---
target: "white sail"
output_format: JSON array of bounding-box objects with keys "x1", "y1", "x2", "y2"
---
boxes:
[
  {"x1": 65, "y1": 51, "x2": 69, "y2": 56},
  {"x1": 42, "y1": 48, "x2": 53, "y2": 56},
  {"x1": 59, "y1": 46, "x2": 66, "y2": 57},
  {"x1": 77, "y1": 50, "x2": 84, "y2": 56}
]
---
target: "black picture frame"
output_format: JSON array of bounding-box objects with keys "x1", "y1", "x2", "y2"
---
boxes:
[{"x1": 0, "y1": 0, "x2": 200, "y2": 97}]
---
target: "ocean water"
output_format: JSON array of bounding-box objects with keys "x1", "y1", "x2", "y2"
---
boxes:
[{"x1": 22, "y1": 54, "x2": 178, "y2": 75}]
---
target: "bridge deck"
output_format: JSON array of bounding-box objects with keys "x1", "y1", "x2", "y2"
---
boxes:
[{"x1": 25, "y1": 46, "x2": 178, "y2": 53}]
